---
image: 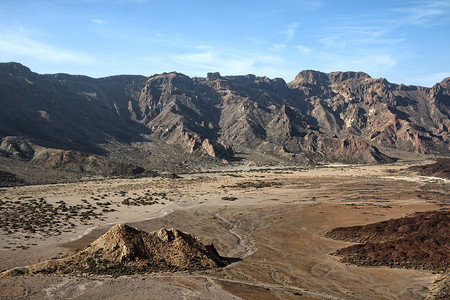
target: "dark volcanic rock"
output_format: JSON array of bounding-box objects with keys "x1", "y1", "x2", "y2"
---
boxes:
[
  {"x1": 325, "y1": 210, "x2": 449, "y2": 271},
  {"x1": 407, "y1": 159, "x2": 450, "y2": 179}
]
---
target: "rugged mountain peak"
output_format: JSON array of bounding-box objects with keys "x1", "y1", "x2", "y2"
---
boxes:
[
  {"x1": 290, "y1": 70, "x2": 374, "y2": 87},
  {"x1": 327, "y1": 71, "x2": 371, "y2": 83},
  {"x1": 206, "y1": 72, "x2": 222, "y2": 81},
  {"x1": 0, "y1": 62, "x2": 32, "y2": 75},
  {"x1": 439, "y1": 77, "x2": 450, "y2": 88},
  {"x1": 291, "y1": 70, "x2": 330, "y2": 85},
  {"x1": 1, "y1": 63, "x2": 449, "y2": 173},
  {"x1": 145, "y1": 71, "x2": 194, "y2": 92},
  {"x1": 148, "y1": 71, "x2": 190, "y2": 81}
]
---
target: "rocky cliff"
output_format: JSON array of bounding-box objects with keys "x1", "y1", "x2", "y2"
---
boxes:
[{"x1": 1, "y1": 62, "x2": 449, "y2": 177}]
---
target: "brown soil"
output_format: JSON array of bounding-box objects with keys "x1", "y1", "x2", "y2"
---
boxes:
[
  {"x1": 0, "y1": 164, "x2": 447, "y2": 299},
  {"x1": 2, "y1": 224, "x2": 225, "y2": 276},
  {"x1": 325, "y1": 210, "x2": 449, "y2": 271},
  {"x1": 408, "y1": 159, "x2": 450, "y2": 179}
]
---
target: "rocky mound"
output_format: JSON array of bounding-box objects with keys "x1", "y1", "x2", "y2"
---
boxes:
[
  {"x1": 0, "y1": 136, "x2": 150, "y2": 177},
  {"x1": 31, "y1": 148, "x2": 147, "y2": 177},
  {"x1": 325, "y1": 210, "x2": 449, "y2": 270},
  {"x1": 0, "y1": 170, "x2": 25, "y2": 187},
  {"x1": 2, "y1": 224, "x2": 225, "y2": 276},
  {"x1": 408, "y1": 159, "x2": 450, "y2": 179}
]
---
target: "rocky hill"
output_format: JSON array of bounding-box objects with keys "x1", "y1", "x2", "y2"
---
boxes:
[
  {"x1": 1, "y1": 224, "x2": 225, "y2": 276},
  {"x1": 407, "y1": 158, "x2": 450, "y2": 179},
  {"x1": 325, "y1": 210, "x2": 449, "y2": 271},
  {"x1": 1, "y1": 62, "x2": 449, "y2": 178}
]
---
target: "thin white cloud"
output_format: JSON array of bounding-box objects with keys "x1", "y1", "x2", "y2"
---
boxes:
[
  {"x1": 280, "y1": 22, "x2": 299, "y2": 43},
  {"x1": 196, "y1": 45, "x2": 211, "y2": 50},
  {"x1": 406, "y1": 72, "x2": 450, "y2": 87},
  {"x1": 317, "y1": 52, "x2": 397, "y2": 76},
  {"x1": 284, "y1": 22, "x2": 299, "y2": 42},
  {"x1": 393, "y1": 0, "x2": 450, "y2": 25},
  {"x1": 144, "y1": 47, "x2": 289, "y2": 79},
  {"x1": 271, "y1": 43, "x2": 285, "y2": 51},
  {"x1": 255, "y1": 54, "x2": 284, "y2": 65},
  {"x1": 91, "y1": 18, "x2": 106, "y2": 24},
  {"x1": 0, "y1": 32, "x2": 93, "y2": 64},
  {"x1": 174, "y1": 51, "x2": 214, "y2": 65},
  {"x1": 271, "y1": 22, "x2": 299, "y2": 52},
  {"x1": 318, "y1": 36, "x2": 347, "y2": 51},
  {"x1": 296, "y1": 45, "x2": 311, "y2": 54}
]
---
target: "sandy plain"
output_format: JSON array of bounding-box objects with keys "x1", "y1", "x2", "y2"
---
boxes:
[{"x1": 0, "y1": 162, "x2": 448, "y2": 299}]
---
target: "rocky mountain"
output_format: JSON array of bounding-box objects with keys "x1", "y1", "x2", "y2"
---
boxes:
[{"x1": 0, "y1": 62, "x2": 449, "y2": 178}]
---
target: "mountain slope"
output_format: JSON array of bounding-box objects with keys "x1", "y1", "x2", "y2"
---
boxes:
[{"x1": 0, "y1": 62, "x2": 449, "y2": 178}]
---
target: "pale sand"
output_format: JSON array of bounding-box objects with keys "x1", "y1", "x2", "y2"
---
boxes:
[{"x1": 0, "y1": 162, "x2": 448, "y2": 299}]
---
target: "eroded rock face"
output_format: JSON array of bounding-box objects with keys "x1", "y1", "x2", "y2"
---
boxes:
[
  {"x1": 0, "y1": 136, "x2": 147, "y2": 177},
  {"x1": 1, "y1": 224, "x2": 225, "y2": 276},
  {"x1": 128, "y1": 69, "x2": 450, "y2": 163},
  {"x1": 0, "y1": 136, "x2": 34, "y2": 160},
  {"x1": 1, "y1": 62, "x2": 449, "y2": 167}
]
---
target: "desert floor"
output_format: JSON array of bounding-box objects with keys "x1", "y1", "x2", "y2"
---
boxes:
[{"x1": 0, "y1": 162, "x2": 448, "y2": 299}]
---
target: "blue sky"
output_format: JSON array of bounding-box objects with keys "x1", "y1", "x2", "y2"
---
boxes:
[{"x1": 0, "y1": 0, "x2": 449, "y2": 87}]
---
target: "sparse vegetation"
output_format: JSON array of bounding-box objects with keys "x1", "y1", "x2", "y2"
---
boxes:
[
  {"x1": 0, "y1": 197, "x2": 112, "y2": 238},
  {"x1": 222, "y1": 181, "x2": 282, "y2": 189}
]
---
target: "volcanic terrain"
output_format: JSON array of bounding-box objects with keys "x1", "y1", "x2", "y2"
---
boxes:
[{"x1": 1, "y1": 63, "x2": 449, "y2": 183}]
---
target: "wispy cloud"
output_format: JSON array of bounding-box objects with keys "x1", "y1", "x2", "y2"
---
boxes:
[
  {"x1": 296, "y1": 45, "x2": 311, "y2": 54},
  {"x1": 272, "y1": 22, "x2": 299, "y2": 51},
  {"x1": 0, "y1": 32, "x2": 93, "y2": 64},
  {"x1": 308, "y1": 0, "x2": 450, "y2": 79},
  {"x1": 144, "y1": 46, "x2": 290, "y2": 79},
  {"x1": 318, "y1": 36, "x2": 347, "y2": 51},
  {"x1": 406, "y1": 72, "x2": 450, "y2": 87},
  {"x1": 393, "y1": 0, "x2": 450, "y2": 25},
  {"x1": 91, "y1": 18, "x2": 106, "y2": 24},
  {"x1": 283, "y1": 22, "x2": 299, "y2": 42}
]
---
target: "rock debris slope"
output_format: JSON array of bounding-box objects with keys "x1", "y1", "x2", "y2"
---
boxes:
[{"x1": 1, "y1": 62, "x2": 449, "y2": 175}]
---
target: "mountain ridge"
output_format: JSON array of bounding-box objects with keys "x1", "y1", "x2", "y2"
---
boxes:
[{"x1": 0, "y1": 62, "x2": 448, "y2": 180}]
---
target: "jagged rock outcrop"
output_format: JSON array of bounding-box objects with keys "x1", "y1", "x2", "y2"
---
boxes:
[
  {"x1": 1, "y1": 62, "x2": 449, "y2": 173},
  {"x1": 1, "y1": 224, "x2": 225, "y2": 276}
]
